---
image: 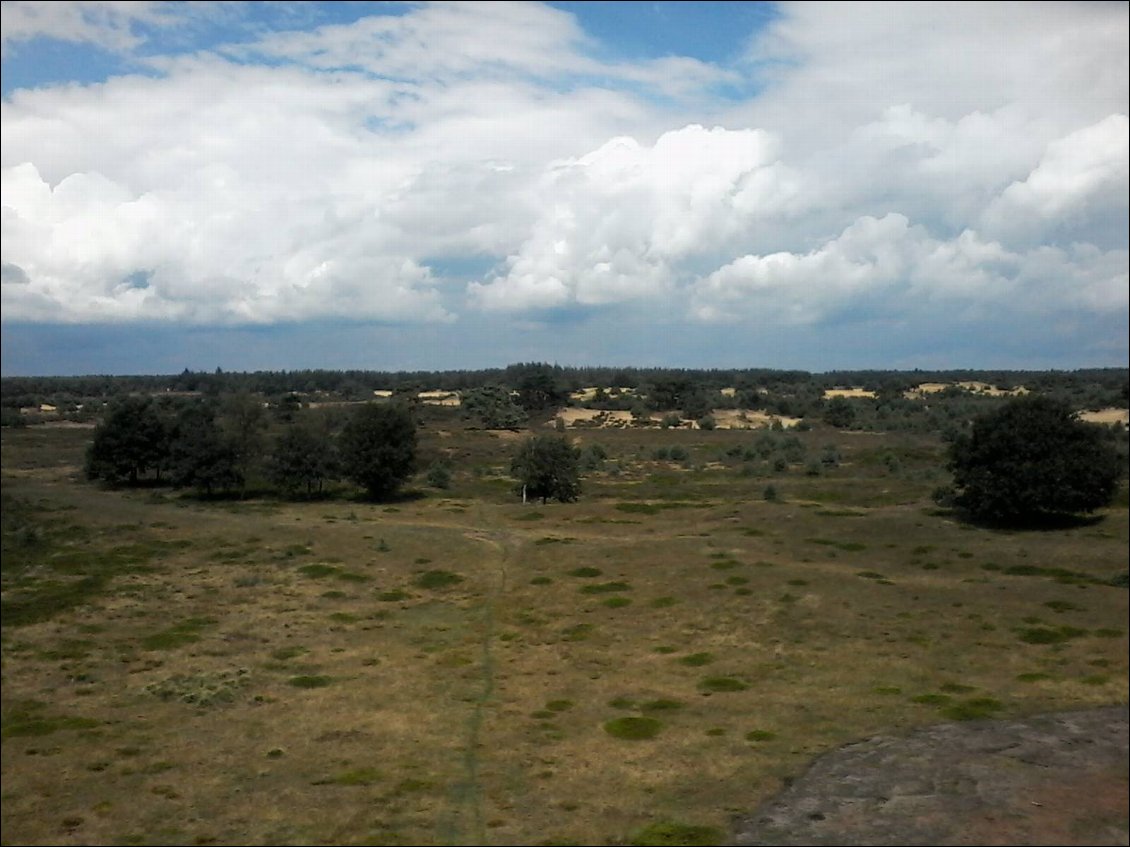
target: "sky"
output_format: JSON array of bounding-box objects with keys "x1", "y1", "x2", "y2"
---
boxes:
[{"x1": 1, "y1": 1, "x2": 1127, "y2": 377}]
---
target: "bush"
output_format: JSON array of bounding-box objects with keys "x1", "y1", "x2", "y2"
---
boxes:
[
  {"x1": 946, "y1": 396, "x2": 1120, "y2": 521},
  {"x1": 511, "y1": 434, "x2": 581, "y2": 504},
  {"x1": 339, "y1": 403, "x2": 418, "y2": 500},
  {"x1": 425, "y1": 461, "x2": 452, "y2": 489}
]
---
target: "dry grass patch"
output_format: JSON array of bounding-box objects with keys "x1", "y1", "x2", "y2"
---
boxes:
[{"x1": 2, "y1": 423, "x2": 1127, "y2": 846}]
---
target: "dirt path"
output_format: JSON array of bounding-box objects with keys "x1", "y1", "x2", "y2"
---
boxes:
[{"x1": 730, "y1": 705, "x2": 1129, "y2": 846}]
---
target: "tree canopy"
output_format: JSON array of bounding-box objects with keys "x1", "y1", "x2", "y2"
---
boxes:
[
  {"x1": 511, "y1": 434, "x2": 581, "y2": 504},
  {"x1": 339, "y1": 402, "x2": 418, "y2": 500},
  {"x1": 84, "y1": 396, "x2": 170, "y2": 485},
  {"x1": 946, "y1": 395, "x2": 1121, "y2": 522}
]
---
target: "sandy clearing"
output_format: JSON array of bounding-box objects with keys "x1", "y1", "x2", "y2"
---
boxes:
[
  {"x1": 905, "y1": 382, "x2": 1028, "y2": 399},
  {"x1": 823, "y1": 388, "x2": 877, "y2": 399},
  {"x1": 549, "y1": 407, "x2": 800, "y2": 430},
  {"x1": 1079, "y1": 407, "x2": 1129, "y2": 425}
]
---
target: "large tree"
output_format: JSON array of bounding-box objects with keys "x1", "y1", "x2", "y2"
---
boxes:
[
  {"x1": 267, "y1": 423, "x2": 339, "y2": 497},
  {"x1": 85, "y1": 396, "x2": 170, "y2": 485},
  {"x1": 945, "y1": 395, "x2": 1120, "y2": 522},
  {"x1": 339, "y1": 402, "x2": 418, "y2": 500},
  {"x1": 511, "y1": 434, "x2": 581, "y2": 504},
  {"x1": 168, "y1": 402, "x2": 243, "y2": 496}
]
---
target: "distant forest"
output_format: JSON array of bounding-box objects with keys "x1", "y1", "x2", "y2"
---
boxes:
[
  {"x1": 3, "y1": 363, "x2": 1127, "y2": 403},
  {"x1": 3, "y1": 363, "x2": 1126, "y2": 434}
]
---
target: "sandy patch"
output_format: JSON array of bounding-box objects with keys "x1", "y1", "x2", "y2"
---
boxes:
[
  {"x1": 711, "y1": 409, "x2": 802, "y2": 430},
  {"x1": 550, "y1": 408, "x2": 800, "y2": 430},
  {"x1": 568, "y1": 386, "x2": 637, "y2": 402},
  {"x1": 1079, "y1": 407, "x2": 1129, "y2": 425},
  {"x1": 905, "y1": 382, "x2": 1028, "y2": 399},
  {"x1": 418, "y1": 391, "x2": 461, "y2": 406},
  {"x1": 823, "y1": 388, "x2": 877, "y2": 399},
  {"x1": 552, "y1": 409, "x2": 637, "y2": 428}
]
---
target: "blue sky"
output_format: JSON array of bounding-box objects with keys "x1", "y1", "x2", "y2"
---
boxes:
[{"x1": 1, "y1": 1, "x2": 1127, "y2": 376}]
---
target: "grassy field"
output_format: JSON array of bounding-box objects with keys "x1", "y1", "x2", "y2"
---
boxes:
[{"x1": 2, "y1": 420, "x2": 1127, "y2": 846}]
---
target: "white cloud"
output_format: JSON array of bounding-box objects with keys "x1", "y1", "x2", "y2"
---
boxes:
[
  {"x1": 470, "y1": 124, "x2": 803, "y2": 311},
  {"x1": 691, "y1": 213, "x2": 1128, "y2": 325},
  {"x1": 0, "y1": 0, "x2": 1125, "y2": 370},
  {"x1": 239, "y1": 1, "x2": 734, "y2": 100},
  {"x1": 0, "y1": 1, "x2": 179, "y2": 55},
  {"x1": 981, "y1": 114, "x2": 1129, "y2": 245}
]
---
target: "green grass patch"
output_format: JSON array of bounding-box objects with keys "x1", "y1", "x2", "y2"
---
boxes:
[
  {"x1": 1080, "y1": 674, "x2": 1110, "y2": 686},
  {"x1": 1016, "y1": 672, "x2": 1053, "y2": 682},
  {"x1": 288, "y1": 675, "x2": 332, "y2": 688},
  {"x1": 568, "y1": 567, "x2": 603, "y2": 578},
  {"x1": 603, "y1": 716, "x2": 663, "y2": 740},
  {"x1": 140, "y1": 617, "x2": 215, "y2": 651},
  {"x1": 641, "y1": 699, "x2": 684, "y2": 712},
  {"x1": 271, "y1": 646, "x2": 307, "y2": 661},
  {"x1": 377, "y1": 589, "x2": 411, "y2": 602},
  {"x1": 602, "y1": 596, "x2": 632, "y2": 608},
  {"x1": 413, "y1": 570, "x2": 463, "y2": 590},
  {"x1": 1, "y1": 700, "x2": 100, "y2": 738},
  {"x1": 628, "y1": 821, "x2": 724, "y2": 846},
  {"x1": 298, "y1": 563, "x2": 337, "y2": 578},
  {"x1": 530, "y1": 576, "x2": 553, "y2": 585},
  {"x1": 1017, "y1": 625, "x2": 1088, "y2": 644},
  {"x1": 744, "y1": 730, "x2": 776, "y2": 741},
  {"x1": 579, "y1": 581, "x2": 631, "y2": 594},
  {"x1": 562, "y1": 623, "x2": 594, "y2": 641}
]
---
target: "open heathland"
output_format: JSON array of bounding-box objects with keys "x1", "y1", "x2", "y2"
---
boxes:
[{"x1": 2, "y1": 413, "x2": 1127, "y2": 846}]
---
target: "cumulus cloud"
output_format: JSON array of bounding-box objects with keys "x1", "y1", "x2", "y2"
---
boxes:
[
  {"x1": 691, "y1": 213, "x2": 1128, "y2": 325},
  {"x1": 0, "y1": 0, "x2": 1126, "y2": 369},
  {"x1": 981, "y1": 114, "x2": 1129, "y2": 246},
  {"x1": 470, "y1": 124, "x2": 803, "y2": 311}
]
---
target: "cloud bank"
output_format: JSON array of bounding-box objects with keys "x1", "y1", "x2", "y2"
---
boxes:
[{"x1": 1, "y1": 0, "x2": 1126, "y2": 369}]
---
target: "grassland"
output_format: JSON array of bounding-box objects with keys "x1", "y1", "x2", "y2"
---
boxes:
[{"x1": 2, "y1": 420, "x2": 1127, "y2": 846}]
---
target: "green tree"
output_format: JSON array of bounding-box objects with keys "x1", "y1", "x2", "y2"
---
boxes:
[
  {"x1": 267, "y1": 423, "x2": 339, "y2": 497},
  {"x1": 85, "y1": 396, "x2": 170, "y2": 485},
  {"x1": 169, "y1": 403, "x2": 243, "y2": 496},
  {"x1": 221, "y1": 391, "x2": 268, "y2": 493},
  {"x1": 945, "y1": 395, "x2": 1121, "y2": 522},
  {"x1": 508, "y1": 363, "x2": 567, "y2": 413},
  {"x1": 461, "y1": 384, "x2": 528, "y2": 429},
  {"x1": 339, "y1": 403, "x2": 417, "y2": 500},
  {"x1": 511, "y1": 434, "x2": 581, "y2": 504},
  {"x1": 823, "y1": 396, "x2": 856, "y2": 428}
]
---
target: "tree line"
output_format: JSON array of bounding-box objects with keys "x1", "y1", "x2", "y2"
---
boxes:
[{"x1": 83, "y1": 393, "x2": 583, "y2": 504}]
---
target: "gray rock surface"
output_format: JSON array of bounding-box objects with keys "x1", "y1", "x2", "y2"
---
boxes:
[{"x1": 730, "y1": 705, "x2": 1129, "y2": 846}]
